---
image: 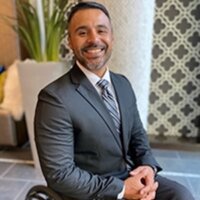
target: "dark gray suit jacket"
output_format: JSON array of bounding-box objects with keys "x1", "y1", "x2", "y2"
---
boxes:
[{"x1": 34, "y1": 64, "x2": 161, "y2": 200}]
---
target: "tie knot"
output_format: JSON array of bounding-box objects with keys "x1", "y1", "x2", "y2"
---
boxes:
[{"x1": 97, "y1": 79, "x2": 109, "y2": 90}]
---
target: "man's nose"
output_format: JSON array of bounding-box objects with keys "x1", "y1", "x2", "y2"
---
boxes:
[{"x1": 87, "y1": 30, "x2": 99, "y2": 43}]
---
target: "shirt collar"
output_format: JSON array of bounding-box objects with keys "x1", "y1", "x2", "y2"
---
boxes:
[{"x1": 76, "y1": 61, "x2": 111, "y2": 86}]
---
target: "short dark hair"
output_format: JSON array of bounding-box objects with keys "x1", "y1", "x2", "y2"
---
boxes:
[{"x1": 67, "y1": 1, "x2": 111, "y2": 24}]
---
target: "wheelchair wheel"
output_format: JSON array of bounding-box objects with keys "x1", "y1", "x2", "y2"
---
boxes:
[{"x1": 25, "y1": 185, "x2": 63, "y2": 200}]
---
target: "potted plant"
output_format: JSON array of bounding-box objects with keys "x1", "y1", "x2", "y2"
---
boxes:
[
  {"x1": 14, "y1": 0, "x2": 75, "y2": 61},
  {"x1": 3, "y1": 0, "x2": 79, "y2": 168}
]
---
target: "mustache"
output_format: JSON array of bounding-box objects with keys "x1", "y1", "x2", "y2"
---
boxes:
[{"x1": 82, "y1": 43, "x2": 105, "y2": 51}]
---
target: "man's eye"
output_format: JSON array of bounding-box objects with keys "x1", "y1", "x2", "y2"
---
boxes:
[
  {"x1": 78, "y1": 31, "x2": 87, "y2": 36},
  {"x1": 98, "y1": 29, "x2": 107, "y2": 34}
]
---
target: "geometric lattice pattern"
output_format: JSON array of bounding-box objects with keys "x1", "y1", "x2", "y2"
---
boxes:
[{"x1": 148, "y1": 0, "x2": 200, "y2": 138}]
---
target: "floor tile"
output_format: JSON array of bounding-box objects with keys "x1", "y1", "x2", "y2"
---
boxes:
[
  {"x1": 0, "y1": 163, "x2": 13, "y2": 177},
  {"x1": 152, "y1": 149, "x2": 179, "y2": 158},
  {"x1": 0, "y1": 179, "x2": 27, "y2": 200},
  {"x1": 188, "y1": 177, "x2": 200, "y2": 198},
  {"x1": 3, "y1": 163, "x2": 45, "y2": 181},
  {"x1": 155, "y1": 157, "x2": 185, "y2": 173},
  {"x1": 178, "y1": 150, "x2": 200, "y2": 160},
  {"x1": 181, "y1": 159, "x2": 200, "y2": 175}
]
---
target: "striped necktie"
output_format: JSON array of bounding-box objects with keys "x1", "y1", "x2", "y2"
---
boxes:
[{"x1": 97, "y1": 79, "x2": 121, "y2": 134}]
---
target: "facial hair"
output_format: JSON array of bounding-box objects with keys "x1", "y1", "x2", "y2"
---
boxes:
[{"x1": 78, "y1": 42, "x2": 112, "y2": 71}]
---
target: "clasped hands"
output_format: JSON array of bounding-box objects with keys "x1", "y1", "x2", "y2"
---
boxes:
[{"x1": 123, "y1": 166, "x2": 158, "y2": 200}]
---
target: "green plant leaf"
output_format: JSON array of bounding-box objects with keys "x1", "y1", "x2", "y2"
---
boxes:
[{"x1": 2, "y1": 0, "x2": 75, "y2": 62}]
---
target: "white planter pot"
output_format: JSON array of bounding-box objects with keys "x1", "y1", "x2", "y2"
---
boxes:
[{"x1": 18, "y1": 61, "x2": 70, "y2": 168}]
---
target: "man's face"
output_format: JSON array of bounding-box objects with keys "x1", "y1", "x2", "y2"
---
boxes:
[{"x1": 68, "y1": 9, "x2": 114, "y2": 76}]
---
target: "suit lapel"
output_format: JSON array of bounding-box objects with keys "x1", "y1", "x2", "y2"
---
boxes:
[{"x1": 70, "y1": 65, "x2": 122, "y2": 149}]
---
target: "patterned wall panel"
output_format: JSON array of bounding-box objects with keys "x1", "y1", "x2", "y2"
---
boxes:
[{"x1": 148, "y1": 0, "x2": 200, "y2": 139}]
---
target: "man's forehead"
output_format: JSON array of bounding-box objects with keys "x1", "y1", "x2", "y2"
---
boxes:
[
  {"x1": 70, "y1": 8, "x2": 109, "y2": 21},
  {"x1": 67, "y1": 2, "x2": 111, "y2": 24},
  {"x1": 68, "y1": 9, "x2": 111, "y2": 29}
]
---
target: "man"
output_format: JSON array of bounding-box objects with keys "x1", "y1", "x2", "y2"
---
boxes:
[{"x1": 34, "y1": 2, "x2": 194, "y2": 200}]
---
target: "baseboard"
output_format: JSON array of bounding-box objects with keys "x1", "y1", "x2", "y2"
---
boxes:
[{"x1": 149, "y1": 135, "x2": 200, "y2": 151}]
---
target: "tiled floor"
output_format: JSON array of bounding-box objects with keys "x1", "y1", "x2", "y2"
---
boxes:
[
  {"x1": 0, "y1": 148, "x2": 200, "y2": 200},
  {"x1": 153, "y1": 149, "x2": 200, "y2": 200}
]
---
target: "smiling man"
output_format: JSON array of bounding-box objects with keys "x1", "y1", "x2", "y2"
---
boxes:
[{"x1": 34, "y1": 2, "x2": 195, "y2": 200}]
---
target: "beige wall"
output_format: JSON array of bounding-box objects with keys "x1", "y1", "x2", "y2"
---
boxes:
[
  {"x1": 0, "y1": 0, "x2": 20, "y2": 68},
  {"x1": 82, "y1": 0, "x2": 156, "y2": 128}
]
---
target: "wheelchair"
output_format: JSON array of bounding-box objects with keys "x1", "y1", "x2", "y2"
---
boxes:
[{"x1": 25, "y1": 185, "x2": 63, "y2": 200}]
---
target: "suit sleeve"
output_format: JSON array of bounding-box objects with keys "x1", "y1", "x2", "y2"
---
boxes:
[{"x1": 34, "y1": 88, "x2": 124, "y2": 200}]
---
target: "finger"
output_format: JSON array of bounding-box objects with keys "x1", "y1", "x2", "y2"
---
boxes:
[
  {"x1": 144, "y1": 172, "x2": 154, "y2": 187},
  {"x1": 140, "y1": 167, "x2": 155, "y2": 188},
  {"x1": 140, "y1": 185, "x2": 151, "y2": 195},
  {"x1": 129, "y1": 166, "x2": 143, "y2": 176},
  {"x1": 140, "y1": 195, "x2": 150, "y2": 200},
  {"x1": 140, "y1": 181, "x2": 158, "y2": 196},
  {"x1": 152, "y1": 181, "x2": 159, "y2": 191},
  {"x1": 146, "y1": 191, "x2": 156, "y2": 200},
  {"x1": 125, "y1": 190, "x2": 145, "y2": 200},
  {"x1": 141, "y1": 197, "x2": 149, "y2": 200},
  {"x1": 131, "y1": 168, "x2": 149, "y2": 179},
  {"x1": 140, "y1": 190, "x2": 156, "y2": 200}
]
